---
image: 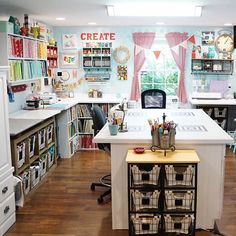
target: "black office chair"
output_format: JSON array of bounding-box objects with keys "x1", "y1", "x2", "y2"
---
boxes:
[
  {"x1": 90, "y1": 105, "x2": 111, "y2": 203},
  {"x1": 141, "y1": 89, "x2": 166, "y2": 109}
]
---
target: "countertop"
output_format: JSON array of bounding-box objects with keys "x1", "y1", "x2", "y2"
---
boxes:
[
  {"x1": 9, "y1": 118, "x2": 43, "y2": 136},
  {"x1": 189, "y1": 97, "x2": 236, "y2": 106},
  {"x1": 45, "y1": 93, "x2": 125, "y2": 110},
  {"x1": 9, "y1": 109, "x2": 61, "y2": 135},
  {"x1": 8, "y1": 93, "x2": 124, "y2": 135},
  {"x1": 94, "y1": 108, "x2": 233, "y2": 145}
]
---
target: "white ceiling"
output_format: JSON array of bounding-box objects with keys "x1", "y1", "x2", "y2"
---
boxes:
[{"x1": 0, "y1": 0, "x2": 236, "y2": 27}]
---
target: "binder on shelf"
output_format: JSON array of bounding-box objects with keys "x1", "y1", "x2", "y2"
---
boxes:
[{"x1": 9, "y1": 60, "x2": 23, "y2": 81}]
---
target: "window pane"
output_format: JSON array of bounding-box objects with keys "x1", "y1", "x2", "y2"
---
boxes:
[
  {"x1": 140, "y1": 42, "x2": 179, "y2": 96},
  {"x1": 141, "y1": 84, "x2": 153, "y2": 92}
]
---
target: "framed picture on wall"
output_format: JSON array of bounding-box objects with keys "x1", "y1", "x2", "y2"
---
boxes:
[
  {"x1": 62, "y1": 34, "x2": 78, "y2": 49},
  {"x1": 201, "y1": 31, "x2": 215, "y2": 46},
  {"x1": 60, "y1": 52, "x2": 79, "y2": 68}
]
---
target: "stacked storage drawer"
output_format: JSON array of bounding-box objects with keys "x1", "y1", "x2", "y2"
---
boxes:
[
  {"x1": 0, "y1": 170, "x2": 15, "y2": 235},
  {"x1": 163, "y1": 164, "x2": 196, "y2": 235},
  {"x1": 129, "y1": 164, "x2": 161, "y2": 235},
  {"x1": 127, "y1": 150, "x2": 199, "y2": 236}
]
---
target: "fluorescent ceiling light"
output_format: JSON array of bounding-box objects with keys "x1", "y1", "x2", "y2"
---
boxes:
[
  {"x1": 224, "y1": 23, "x2": 233, "y2": 26},
  {"x1": 156, "y1": 22, "x2": 165, "y2": 25},
  {"x1": 107, "y1": 4, "x2": 202, "y2": 17},
  {"x1": 56, "y1": 17, "x2": 65, "y2": 21},
  {"x1": 88, "y1": 22, "x2": 97, "y2": 25}
]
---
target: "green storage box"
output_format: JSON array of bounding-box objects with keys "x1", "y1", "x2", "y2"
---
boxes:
[{"x1": 0, "y1": 21, "x2": 14, "y2": 33}]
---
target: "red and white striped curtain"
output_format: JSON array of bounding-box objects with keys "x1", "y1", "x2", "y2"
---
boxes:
[
  {"x1": 130, "y1": 32, "x2": 156, "y2": 101},
  {"x1": 165, "y1": 32, "x2": 188, "y2": 103}
]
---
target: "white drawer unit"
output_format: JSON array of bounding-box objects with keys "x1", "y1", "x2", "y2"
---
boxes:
[
  {"x1": 0, "y1": 67, "x2": 15, "y2": 234},
  {"x1": 0, "y1": 175, "x2": 14, "y2": 202},
  {"x1": 0, "y1": 193, "x2": 15, "y2": 225}
]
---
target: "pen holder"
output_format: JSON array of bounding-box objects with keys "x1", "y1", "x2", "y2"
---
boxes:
[
  {"x1": 151, "y1": 128, "x2": 176, "y2": 156},
  {"x1": 109, "y1": 124, "x2": 119, "y2": 136}
]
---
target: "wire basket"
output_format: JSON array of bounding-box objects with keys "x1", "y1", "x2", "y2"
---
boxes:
[
  {"x1": 165, "y1": 165, "x2": 194, "y2": 186},
  {"x1": 131, "y1": 190, "x2": 160, "y2": 211},
  {"x1": 131, "y1": 214, "x2": 161, "y2": 235},
  {"x1": 164, "y1": 214, "x2": 194, "y2": 234},
  {"x1": 165, "y1": 190, "x2": 194, "y2": 211},
  {"x1": 131, "y1": 164, "x2": 160, "y2": 186}
]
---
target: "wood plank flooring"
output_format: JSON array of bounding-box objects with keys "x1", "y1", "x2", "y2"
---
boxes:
[{"x1": 5, "y1": 148, "x2": 236, "y2": 236}]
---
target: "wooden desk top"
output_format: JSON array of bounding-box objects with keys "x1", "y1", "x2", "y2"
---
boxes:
[{"x1": 126, "y1": 149, "x2": 200, "y2": 164}]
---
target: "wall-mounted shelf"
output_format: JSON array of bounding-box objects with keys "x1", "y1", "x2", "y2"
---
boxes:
[
  {"x1": 47, "y1": 45, "x2": 58, "y2": 69},
  {"x1": 191, "y1": 59, "x2": 234, "y2": 75},
  {"x1": 82, "y1": 42, "x2": 112, "y2": 72},
  {"x1": 0, "y1": 30, "x2": 48, "y2": 84}
]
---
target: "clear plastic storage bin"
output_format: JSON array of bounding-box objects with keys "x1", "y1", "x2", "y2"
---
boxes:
[
  {"x1": 38, "y1": 128, "x2": 46, "y2": 150},
  {"x1": 17, "y1": 141, "x2": 26, "y2": 168},
  {"x1": 30, "y1": 162, "x2": 41, "y2": 188},
  {"x1": 40, "y1": 153, "x2": 48, "y2": 177},
  {"x1": 131, "y1": 190, "x2": 160, "y2": 211},
  {"x1": 47, "y1": 124, "x2": 54, "y2": 144},
  {"x1": 28, "y1": 134, "x2": 36, "y2": 158},
  {"x1": 165, "y1": 190, "x2": 194, "y2": 211},
  {"x1": 131, "y1": 214, "x2": 161, "y2": 235},
  {"x1": 19, "y1": 170, "x2": 31, "y2": 195},
  {"x1": 131, "y1": 164, "x2": 160, "y2": 185},
  {"x1": 47, "y1": 145, "x2": 55, "y2": 168},
  {"x1": 165, "y1": 165, "x2": 194, "y2": 186}
]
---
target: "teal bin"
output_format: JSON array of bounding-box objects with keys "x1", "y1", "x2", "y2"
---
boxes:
[{"x1": 0, "y1": 21, "x2": 14, "y2": 33}]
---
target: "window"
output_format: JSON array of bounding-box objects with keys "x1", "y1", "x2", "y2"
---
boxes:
[{"x1": 140, "y1": 41, "x2": 179, "y2": 96}]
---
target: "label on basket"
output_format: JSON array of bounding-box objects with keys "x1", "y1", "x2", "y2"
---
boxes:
[
  {"x1": 142, "y1": 223, "x2": 150, "y2": 231},
  {"x1": 142, "y1": 197, "x2": 150, "y2": 205},
  {"x1": 142, "y1": 173, "x2": 150, "y2": 181},
  {"x1": 176, "y1": 173, "x2": 184, "y2": 181},
  {"x1": 174, "y1": 222, "x2": 182, "y2": 229},
  {"x1": 175, "y1": 199, "x2": 183, "y2": 206}
]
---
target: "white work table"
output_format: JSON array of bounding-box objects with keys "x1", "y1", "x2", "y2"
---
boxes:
[
  {"x1": 189, "y1": 97, "x2": 236, "y2": 106},
  {"x1": 94, "y1": 108, "x2": 232, "y2": 230}
]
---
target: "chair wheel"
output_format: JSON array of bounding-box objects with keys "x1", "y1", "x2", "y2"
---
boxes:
[
  {"x1": 91, "y1": 184, "x2": 95, "y2": 191},
  {"x1": 97, "y1": 197, "x2": 103, "y2": 204}
]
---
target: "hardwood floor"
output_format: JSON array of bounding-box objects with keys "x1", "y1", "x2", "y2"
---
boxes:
[{"x1": 5, "y1": 148, "x2": 236, "y2": 236}]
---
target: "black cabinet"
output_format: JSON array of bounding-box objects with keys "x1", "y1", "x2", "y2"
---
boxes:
[
  {"x1": 126, "y1": 150, "x2": 199, "y2": 236},
  {"x1": 197, "y1": 105, "x2": 236, "y2": 132}
]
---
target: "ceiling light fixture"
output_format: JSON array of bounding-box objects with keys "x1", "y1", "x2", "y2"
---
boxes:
[
  {"x1": 156, "y1": 22, "x2": 165, "y2": 25},
  {"x1": 224, "y1": 23, "x2": 233, "y2": 26},
  {"x1": 107, "y1": 4, "x2": 202, "y2": 17},
  {"x1": 88, "y1": 22, "x2": 97, "y2": 25},
  {"x1": 56, "y1": 17, "x2": 65, "y2": 21}
]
